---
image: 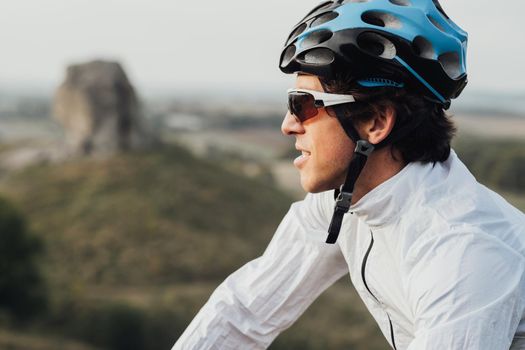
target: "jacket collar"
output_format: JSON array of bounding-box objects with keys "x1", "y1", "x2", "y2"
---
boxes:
[{"x1": 348, "y1": 151, "x2": 455, "y2": 228}]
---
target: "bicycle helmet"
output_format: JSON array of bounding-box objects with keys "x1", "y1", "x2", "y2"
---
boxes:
[{"x1": 279, "y1": 0, "x2": 468, "y2": 107}]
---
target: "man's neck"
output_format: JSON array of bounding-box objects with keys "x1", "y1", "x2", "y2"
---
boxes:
[{"x1": 351, "y1": 147, "x2": 407, "y2": 205}]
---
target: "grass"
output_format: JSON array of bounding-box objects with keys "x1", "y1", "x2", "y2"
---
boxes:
[{"x1": 0, "y1": 328, "x2": 99, "y2": 350}]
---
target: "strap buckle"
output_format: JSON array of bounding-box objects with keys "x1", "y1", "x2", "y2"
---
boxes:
[
  {"x1": 354, "y1": 140, "x2": 374, "y2": 157},
  {"x1": 334, "y1": 186, "x2": 352, "y2": 213}
]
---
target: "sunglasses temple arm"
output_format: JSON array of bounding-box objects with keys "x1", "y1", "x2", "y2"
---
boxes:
[{"x1": 322, "y1": 96, "x2": 356, "y2": 107}]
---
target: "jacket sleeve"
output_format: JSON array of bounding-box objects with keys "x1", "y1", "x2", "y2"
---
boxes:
[
  {"x1": 404, "y1": 230, "x2": 525, "y2": 350},
  {"x1": 172, "y1": 192, "x2": 348, "y2": 350}
]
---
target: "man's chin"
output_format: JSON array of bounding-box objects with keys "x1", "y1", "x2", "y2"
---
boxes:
[{"x1": 300, "y1": 177, "x2": 335, "y2": 194}]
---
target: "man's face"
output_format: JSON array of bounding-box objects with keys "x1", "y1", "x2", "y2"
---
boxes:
[{"x1": 282, "y1": 74, "x2": 355, "y2": 193}]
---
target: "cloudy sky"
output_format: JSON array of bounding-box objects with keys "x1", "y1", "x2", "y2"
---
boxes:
[{"x1": 1, "y1": 0, "x2": 524, "y2": 95}]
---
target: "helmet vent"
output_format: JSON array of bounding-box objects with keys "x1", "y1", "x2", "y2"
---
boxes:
[
  {"x1": 388, "y1": 0, "x2": 411, "y2": 6},
  {"x1": 412, "y1": 36, "x2": 434, "y2": 59},
  {"x1": 280, "y1": 45, "x2": 297, "y2": 68},
  {"x1": 432, "y1": 0, "x2": 450, "y2": 19},
  {"x1": 311, "y1": 11, "x2": 339, "y2": 28},
  {"x1": 303, "y1": 1, "x2": 333, "y2": 20},
  {"x1": 438, "y1": 51, "x2": 461, "y2": 78},
  {"x1": 357, "y1": 32, "x2": 396, "y2": 59},
  {"x1": 362, "y1": 11, "x2": 402, "y2": 29},
  {"x1": 300, "y1": 48, "x2": 335, "y2": 65},
  {"x1": 427, "y1": 15, "x2": 445, "y2": 32},
  {"x1": 302, "y1": 30, "x2": 333, "y2": 48},
  {"x1": 287, "y1": 23, "x2": 307, "y2": 44}
]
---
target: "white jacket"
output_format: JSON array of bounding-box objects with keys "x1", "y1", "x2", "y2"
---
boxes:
[{"x1": 173, "y1": 151, "x2": 525, "y2": 349}]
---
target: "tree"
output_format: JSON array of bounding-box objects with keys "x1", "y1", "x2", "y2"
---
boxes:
[{"x1": 0, "y1": 196, "x2": 46, "y2": 321}]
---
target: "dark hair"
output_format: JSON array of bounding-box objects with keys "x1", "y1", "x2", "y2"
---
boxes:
[{"x1": 320, "y1": 72, "x2": 456, "y2": 164}]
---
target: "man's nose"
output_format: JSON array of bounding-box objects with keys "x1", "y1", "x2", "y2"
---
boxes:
[{"x1": 281, "y1": 111, "x2": 304, "y2": 136}]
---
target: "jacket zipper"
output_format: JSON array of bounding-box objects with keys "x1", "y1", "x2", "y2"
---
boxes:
[{"x1": 361, "y1": 230, "x2": 397, "y2": 350}]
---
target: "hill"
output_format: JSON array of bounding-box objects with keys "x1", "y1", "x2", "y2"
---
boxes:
[
  {"x1": 0, "y1": 144, "x2": 294, "y2": 287},
  {"x1": 0, "y1": 144, "x2": 295, "y2": 349}
]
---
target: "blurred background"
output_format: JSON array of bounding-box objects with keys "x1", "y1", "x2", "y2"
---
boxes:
[{"x1": 0, "y1": 0, "x2": 523, "y2": 349}]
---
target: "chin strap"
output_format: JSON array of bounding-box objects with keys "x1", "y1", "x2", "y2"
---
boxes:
[{"x1": 326, "y1": 140, "x2": 374, "y2": 244}]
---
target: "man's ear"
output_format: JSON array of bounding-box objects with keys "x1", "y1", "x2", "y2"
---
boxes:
[{"x1": 361, "y1": 105, "x2": 396, "y2": 145}]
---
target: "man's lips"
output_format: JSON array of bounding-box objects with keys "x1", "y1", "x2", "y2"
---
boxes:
[
  {"x1": 294, "y1": 146, "x2": 311, "y2": 168},
  {"x1": 295, "y1": 144, "x2": 311, "y2": 155}
]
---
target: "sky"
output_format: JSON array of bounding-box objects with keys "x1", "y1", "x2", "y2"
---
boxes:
[{"x1": 1, "y1": 0, "x2": 524, "y2": 96}]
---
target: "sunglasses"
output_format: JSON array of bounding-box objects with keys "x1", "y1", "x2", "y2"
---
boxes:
[{"x1": 287, "y1": 88, "x2": 356, "y2": 123}]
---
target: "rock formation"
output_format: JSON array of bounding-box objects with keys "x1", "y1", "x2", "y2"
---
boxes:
[{"x1": 53, "y1": 60, "x2": 150, "y2": 155}]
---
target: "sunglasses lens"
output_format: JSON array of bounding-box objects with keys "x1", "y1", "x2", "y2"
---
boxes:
[{"x1": 288, "y1": 92, "x2": 318, "y2": 122}]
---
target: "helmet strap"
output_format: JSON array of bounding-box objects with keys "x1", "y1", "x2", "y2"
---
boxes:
[
  {"x1": 326, "y1": 105, "x2": 373, "y2": 243},
  {"x1": 326, "y1": 139, "x2": 374, "y2": 244},
  {"x1": 332, "y1": 105, "x2": 361, "y2": 142}
]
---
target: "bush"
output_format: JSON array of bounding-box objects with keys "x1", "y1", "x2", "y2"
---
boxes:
[
  {"x1": 0, "y1": 196, "x2": 46, "y2": 321},
  {"x1": 50, "y1": 300, "x2": 145, "y2": 350},
  {"x1": 47, "y1": 298, "x2": 190, "y2": 350}
]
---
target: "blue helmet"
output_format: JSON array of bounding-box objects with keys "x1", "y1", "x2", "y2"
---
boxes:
[{"x1": 279, "y1": 0, "x2": 468, "y2": 107}]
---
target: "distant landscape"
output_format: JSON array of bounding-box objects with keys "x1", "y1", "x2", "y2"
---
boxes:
[{"x1": 0, "y1": 88, "x2": 524, "y2": 350}]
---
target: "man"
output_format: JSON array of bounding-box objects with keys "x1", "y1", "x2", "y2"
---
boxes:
[{"x1": 174, "y1": 0, "x2": 525, "y2": 349}]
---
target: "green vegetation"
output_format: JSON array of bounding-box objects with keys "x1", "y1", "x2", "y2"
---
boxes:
[
  {"x1": 1, "y1": 144, "x2": 291, "y2": 288},
  {"x1": 454, "y1": 138, "x2": 525, "y2": 195},
  {"x1": 0, "y1": 328, "x2": 98, "y2": 350},
  {"x1": 0, "y1": 144, "x2": 296, "y2": 350},
  {"x1": 0, "y1": 196, "x2": 46, "y2": 321}
]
